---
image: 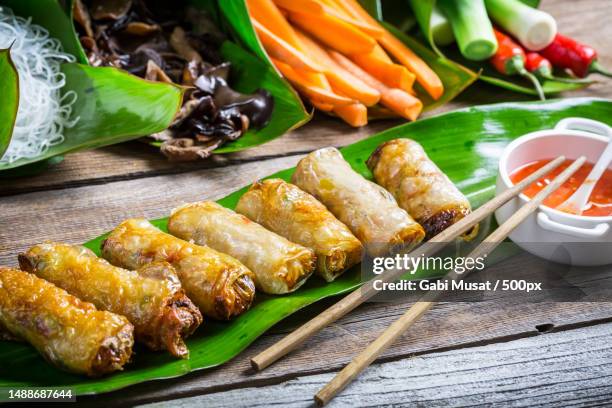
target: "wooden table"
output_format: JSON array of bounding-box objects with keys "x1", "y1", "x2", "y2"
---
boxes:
[{"x1": 1, "y1": 0, "x2": 610, "y2": 406}]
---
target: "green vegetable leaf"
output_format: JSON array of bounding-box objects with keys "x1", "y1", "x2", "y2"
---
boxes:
[
  {"x1": 0, "y1": 48, "x2": 19, "y2": 159},
  {"x1": 0, "y1": 64, "x2": 184, "y2": 170},
  {"x1": 0, "y1": 98, "x2": 609, "y2": 395}
]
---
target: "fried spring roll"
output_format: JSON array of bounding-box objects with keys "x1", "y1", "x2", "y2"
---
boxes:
[
  {"x1": 0, "y1": 267, "x2": 133, "y2": 376},
  {"x1": 292, "y1": 147, "x2": 425, "y2": 256},
  {"x1": 168, "y1": 201, "x2": 316, "y2": 294},
  {"x1": 18, "y1": 243, "x2": 202, "y2": 359},
  {"x1": 367, "y1": 139, "x2": 477, "y2": 239},
  {"x1": 101, "y1": 219, "x2": 255, "y2": 320},
  {"x1": 236, "y1": 179, "x2": 363, "y2": 282}
]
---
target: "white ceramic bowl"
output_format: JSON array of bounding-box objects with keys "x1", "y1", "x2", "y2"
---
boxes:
[{"x1": 495, "y1": 118, "x2": 612, "y2": 266}]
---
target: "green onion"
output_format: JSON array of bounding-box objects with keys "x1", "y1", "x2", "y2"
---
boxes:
[
  {"x1": 429, "y1": 5, "x2": 454, "y2": 46},
  {"x1": 437, "y1": 0, "x2": 498, "y2": 61},
  {"x1": 485, "y1": 0, "x2": 557, "y2": 51},
  {"x1": 409, "y1": 1, "x2": 455, "y2": 46}
]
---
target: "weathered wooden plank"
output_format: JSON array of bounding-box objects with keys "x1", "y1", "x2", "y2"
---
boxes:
[
  {"x1": 137, "y1": 322, "x2": 612, "y2": 408},
  {"x1": 1, "y1": 0, "x2": 609, "y2": 196},
  {"x1": 0, "y1": 116, "x2": 396, "y2": 197}
]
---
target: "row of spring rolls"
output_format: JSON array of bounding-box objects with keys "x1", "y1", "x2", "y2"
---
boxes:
[{"x1": 0, "y1": 138, "x2": 474, "y2": 376}]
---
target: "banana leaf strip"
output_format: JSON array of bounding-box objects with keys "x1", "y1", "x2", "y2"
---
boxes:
[
  {"x1": 0, "y1": 97, "x2": 609, "y2": 395},
  {"x1": 0, "y1": 48, "x2": 18, "y2": 159}
]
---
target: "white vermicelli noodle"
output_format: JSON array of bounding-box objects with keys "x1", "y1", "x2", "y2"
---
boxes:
[{"x1": 0, "y1": 6, "x2": 78, "y2": 164}]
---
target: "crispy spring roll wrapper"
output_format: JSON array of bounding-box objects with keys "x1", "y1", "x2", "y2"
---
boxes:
[
  {"x1": 168, "y1": 201, "x2": 316, "y2": 294},
  {"x1": 0, "y1": 267, "x2": 133, "y2": 377},
  {"x1": 367, "y1": 139, "x2": 478, "y2": 240},
  {"x1": 18, "y1": 243, "x2": 202, "y2": 359},
  {"x1": 292, "y1": 147, "x2": 425, "y2": 256},
  {"x1": 101, "y1": 219, "x2": 255, "y2": 320},
  {"x1": 236, "y1": 179, "x2": 363, "y2": 282}
]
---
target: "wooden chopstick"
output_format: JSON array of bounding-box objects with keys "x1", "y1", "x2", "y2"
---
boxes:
[
  {"x1": 251, "y1": 155, "x2": 567, "y2": 372},
  {"x1": 314, "y1": 156, "x2": 586, "y2": 406}
]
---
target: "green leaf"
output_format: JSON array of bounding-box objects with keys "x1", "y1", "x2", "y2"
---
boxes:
[
  {"x1": 0, "y1": 64, "x2": 184, "y2": 171},
  {"x1": 405, "y1": 0, "x2": 590, "y2": 96},
  {"x1": 0, "y1": 97, "x2": 610, "y2": 394},
  {"x1": 0, "y1": 48, "x2": 19, "y2": 159}
]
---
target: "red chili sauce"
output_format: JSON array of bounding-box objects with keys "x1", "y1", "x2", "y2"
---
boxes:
[{"x1": 510, "y1": 158, "x2": 612, "y2": 217}]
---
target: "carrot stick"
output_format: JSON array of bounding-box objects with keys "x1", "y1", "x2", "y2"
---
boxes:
[
  {"x1": 295, "y1": 30, "x2": 380, "y2": 106},
  {"x1": 379, "y1": 32, "x2": 444, "y2": 100},
  {"x1": 272, "y1": 0, "x2": 325, "y2": 15},
  {"x1": 271, "y1": 58, "x2": 355, "y2": 106},
  {"x1": 252, "y1": 19, "x2": 322, "y2": 72},
  {"x1": 246, "y1": 0, "x2": 302, "y2": 49},
  {"x1": 312, "y1": 0, "x2": 384, "y2": 38},
  {"x1": 336, "y1": 0, "x2": 444, "y2": 100},
  {"x1": 329, "y1": 50, "x2": 423, "y2": 121},
  {"x1": 370, "y1": 44, "x2": 392, "y2": 63},
  {"x1": 287, "y1": 11, "x2": 376, "y2": 55},
  {"x1": 311, "y1": 100, "x2": 335, "y2": 111},
  {"x1": 351, "y1": 51, "x2": 416, "y2": 92},
  {"x1": 333, "y1": 103, "x2": 368, "y2": 127}
]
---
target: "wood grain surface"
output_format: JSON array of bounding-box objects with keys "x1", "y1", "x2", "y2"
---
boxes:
[
  {"x1": 139, "y1": 321, "x2": 612, "y2": 408},
  {"x1": 0, "y1": 0, "x2": 611, "y2": 406}
]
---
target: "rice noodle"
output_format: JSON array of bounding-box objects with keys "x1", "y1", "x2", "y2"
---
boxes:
[{"x1": 0, "y1": 6, "x2": 78, "y2": 164}]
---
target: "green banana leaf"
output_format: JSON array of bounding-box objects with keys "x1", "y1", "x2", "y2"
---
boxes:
[
  {"x1": 0, "y1": 61, "x2": 184, "y2": 171},
  {"x1": 218, "y1": 0, "x2": 478, "y2": 113},
  {"x1": 0, "y1": 97, "x2": 610, "y2": 395},
  {"x1": 0, "y1": 49, "x2": 18, "y2": 159},
  {"x1": 0, "y1": 0, "x2": 184, "y2": 171},
  {"x1": 398, "y1": 0, "x2": 593, "y2": 96}
]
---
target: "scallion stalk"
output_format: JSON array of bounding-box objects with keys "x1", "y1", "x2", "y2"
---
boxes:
[
  {"x1": 485, "y1": 0, "x2": 557, "y2": 51},
  {"x1": 410, "y1": 1, "x2": 455, "y2": 46},
  {"x1": 429, "y1": 4, "x2": 454, "y2": 46},
  {"x1": 437, "y1": 0, "x2": 498, "y2": 61}
]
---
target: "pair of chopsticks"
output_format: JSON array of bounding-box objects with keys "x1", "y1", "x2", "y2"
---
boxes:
[{"x1": 251, "y1": 155, "x2": 585, "y2": 406}]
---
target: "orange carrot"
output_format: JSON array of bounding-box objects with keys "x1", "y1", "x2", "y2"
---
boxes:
[
  {"x1": 329, "y1": 50, "x2": 422, "y2": 121},
  {"x1": 336, "y1": 0, "x2": 444, "y2": 100},
  {"x1": 379, "y1": 32, "x2": 444, "y2": 100},
  {"x1": 287, "y1": 11, "x2": 376, "y2": 55},
  {"x1": 295, "y1": 29, "x2": 380, "y2": 106},
  {"x1": 351, "y1": 51, "x2": 415, "y2": 92},
  {"x1": 252, "y1": 19, "x2": 322, "y2": 72},
  {"x1": 271, "y1": 58, "x2": 355, "y2": 106},
  {"x1": 370, "y1": 44, "x2": 392, "y2": 63},
  {"x1": 311, "y1": 100, "x2": 335, "y2": 111},
  {"x1": 272, "y1": 0, "x2": 325, "y2": 15},
  {"x1": 311, "y1": 0, "x2": 384, "y2": 38},
  {"x1": 247, "y1": 0, "x2": 303, "y2": 49},
  {"x1": 333, "y1": 103, "x2": 368, "y2": 127}
]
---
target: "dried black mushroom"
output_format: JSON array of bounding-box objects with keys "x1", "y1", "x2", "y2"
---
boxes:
[{"x1": 73, "y1": 0, "x2": 274, "y2": 161}]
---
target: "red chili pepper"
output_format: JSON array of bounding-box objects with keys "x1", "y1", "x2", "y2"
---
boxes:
[
  {"x1": 490, "y1": 28, "x2": 545, "y2": 100},
  {"x1": 540, "y1": 34, "x2": 612, "y2": 78},
  {"x1": 524, "y1": 52, "x2": 590, "y2": 84}
]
